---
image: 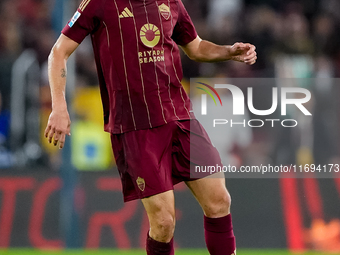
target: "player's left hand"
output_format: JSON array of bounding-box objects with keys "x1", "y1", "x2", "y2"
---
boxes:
[{"x1": 229, "y1": 43, "x2": 257, "y2": 65}]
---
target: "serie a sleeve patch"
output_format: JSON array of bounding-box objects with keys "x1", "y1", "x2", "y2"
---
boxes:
[{"x1": 68, "y1": 11, "x2": 81, "y2": 28}]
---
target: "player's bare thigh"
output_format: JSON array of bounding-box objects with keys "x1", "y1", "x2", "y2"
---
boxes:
[
  {"x1": 186, "y1": 172, "x2": 231, "y2": 218},
  {"x1": 141, "y1": 190, "x2": 176, "y2": 243}
]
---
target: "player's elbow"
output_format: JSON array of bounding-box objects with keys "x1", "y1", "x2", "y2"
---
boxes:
[
  {"x1": 182, "y1": 36, "x2": 206, "y2": 62},
  {"x1": 185, "y1": 49, "x2": 212, "y2": 62},
  {"x1": 186, "y1": 52, "x2": 205, "y2": 62},
  {"x1": 48, "y1": 44, "x2": 69, "y2": 63},
  {"x1": 48, "y1": 47, "x2": 55, "y2": 63},
  {"x1": 48, "y1": 46, "x2": 60, "y2": 64}
]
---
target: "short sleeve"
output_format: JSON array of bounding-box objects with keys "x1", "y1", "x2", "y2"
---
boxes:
[
  {"x1": 171, "y1": 0, "x2": 198, "y2": 46},
  {"x1": 62, "y1": 0, "x2": 102, "y2": 44}
]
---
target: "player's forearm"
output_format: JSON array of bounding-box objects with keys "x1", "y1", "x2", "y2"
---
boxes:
[
  {"x1": 48, "y1": 47, "x2": 68, "y2": 111},
  {"x1": 192, "y1": 40, "x2": 232, "y2": 63}
]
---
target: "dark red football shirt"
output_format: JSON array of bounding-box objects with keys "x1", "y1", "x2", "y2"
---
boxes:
[{"x1": 62, "y1": 0, "x2": 197, "y2": 133}]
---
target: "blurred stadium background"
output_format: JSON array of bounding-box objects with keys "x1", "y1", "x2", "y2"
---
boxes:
[{"x1": 0, "y1": 0, "x2": 340, "y2": 254}]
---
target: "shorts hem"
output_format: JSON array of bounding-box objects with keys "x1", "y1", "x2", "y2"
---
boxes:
[{"x1": 123, "y1": 187, "x2": 174, "y2": 202}]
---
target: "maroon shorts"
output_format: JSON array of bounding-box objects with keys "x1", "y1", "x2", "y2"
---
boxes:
[{"x1": 111, "y1": 119, "x2": 222, "y2": 202}]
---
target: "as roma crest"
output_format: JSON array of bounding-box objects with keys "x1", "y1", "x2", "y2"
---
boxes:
[
  {"x1": 158, "y1": 3, "x2": 171, "y2": 20},
  {"x1": 136, "y1": 177, "x2": 145, "y2": 192}
]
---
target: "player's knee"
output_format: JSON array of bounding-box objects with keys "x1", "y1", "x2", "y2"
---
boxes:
[
  {"x1": 203, "y1": 190, "x2": 231, "y2": 218},
  {"x1": 155, "y1": 214, "x2": 176, "y2": 234},
  {"x1": 150, "y1": 212, "x2": 175, "y2": 242}
]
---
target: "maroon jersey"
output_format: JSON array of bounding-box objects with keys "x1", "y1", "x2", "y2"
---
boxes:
[{"x1": 62, "y1": 0, "x2": 197, "y2": 133}]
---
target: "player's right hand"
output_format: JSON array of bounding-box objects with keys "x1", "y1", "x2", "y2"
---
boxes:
[{"x1": 44, "y1": 109, "x2": 71, "y2": 149}]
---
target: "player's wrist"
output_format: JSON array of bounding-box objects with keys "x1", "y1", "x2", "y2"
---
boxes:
[
  {"x1": 52, "y1": 99, "x2": 68, "y2": 112},
  {"x1": 224, "y1": 45, "x2": 233, "y2": 61}
]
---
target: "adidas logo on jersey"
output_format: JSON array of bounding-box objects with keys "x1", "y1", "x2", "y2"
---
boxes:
[{"x1": 119, "y1": 7, "x2": 134, "y2": 18}]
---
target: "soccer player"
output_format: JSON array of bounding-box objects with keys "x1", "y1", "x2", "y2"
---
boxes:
[{"x1": 44, "y1": 0, "x2": 257, "y2": 254}]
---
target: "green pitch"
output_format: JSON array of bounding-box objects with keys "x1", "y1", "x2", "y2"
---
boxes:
[{"x1": 0, "y1": 249, "x2": 337, "y2": 255}]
